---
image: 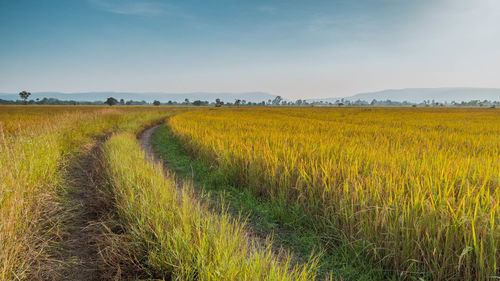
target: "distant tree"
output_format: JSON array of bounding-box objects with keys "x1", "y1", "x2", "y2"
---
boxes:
[
  {"x1": 153, "y1": 100, "x2": 161, "y2": 106},
  {"x1": 119, "y1": 99, "x2": 125, "y2": 105},
  {"x1": 272, "y1": 96, "x2": 282, "y2": 105},
  {"x1": 105, "y1": 97, "x2": 118, "y2": 106},
  {"x1": 167, "y1": 100, "x2": 173, "y2": 105},
  {"x1": 19, "y1": 91, "x2": 31, "y2": 104},
  {"x1": 337, "y1": 102, "x2": 344, "y2": 107},
  {"x1": 215, "y1": 98, "x2": 223, "y2": 107},
  {"x1": 192, "y1": 100, "x2": 203, "y2": 106},
  {"x1": 235, "y1": 99, "x2": 241, "y2": 106},
  {"x1": 125, "y1": 100, "x2": 132, "y2": 105},
  {"x1": 184, "y1": 98, "x2": 190, "y2": 105}
]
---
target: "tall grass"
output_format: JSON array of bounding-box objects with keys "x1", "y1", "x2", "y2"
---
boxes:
[
  {"x1": 0, "y1": 106, "x2": 174, "y2": 280},
  {"x1": 168, "y1": 107, "x2": 500, "y2": 280},
  {"x1": 102, "y1": 132, "x2": 319, "y2": 280}
]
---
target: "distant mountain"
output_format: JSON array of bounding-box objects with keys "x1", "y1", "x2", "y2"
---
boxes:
[
  {"x1": 312, "y1": 88, "x2": 500, "y2": 103},
  {"x1": 3, "y1": 88, "x2": 499, "y2": 104},
  {"x1": 0, "y1": 92, "x2": 276, "y2": 103}
]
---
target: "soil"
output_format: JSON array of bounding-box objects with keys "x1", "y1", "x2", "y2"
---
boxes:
[{"x1": 140, "y1": 125, "x2": 160, "y2": 163}]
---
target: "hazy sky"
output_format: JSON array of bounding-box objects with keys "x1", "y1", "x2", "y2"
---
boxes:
[{"x1": 1, "y1": 0, "x2": 499, "y2": 99}]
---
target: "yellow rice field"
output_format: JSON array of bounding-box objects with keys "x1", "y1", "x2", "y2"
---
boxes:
[{"x1": 168, "y1": 107, "x2": 500, "y2": 280}]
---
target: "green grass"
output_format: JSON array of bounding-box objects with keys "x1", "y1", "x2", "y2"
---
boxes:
[{"x1": 152, "y1": 124, "x2": 396, "y2": 280}]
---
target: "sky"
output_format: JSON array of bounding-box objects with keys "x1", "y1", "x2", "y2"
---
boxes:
[{"x1": 1, "y1": 0, "x2": 500, "y2": 99}]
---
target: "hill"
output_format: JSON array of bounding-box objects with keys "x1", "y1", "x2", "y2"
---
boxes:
[
  {"x1": 347, "y1": 88, "x2": 500, "y2": 103},
  {"x1": 309, "y1": 88, "x2": 500, "y2": 103}
]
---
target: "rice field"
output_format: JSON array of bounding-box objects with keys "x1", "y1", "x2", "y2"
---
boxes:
[
  {"x1": 1, "y1": 105, "x2": 498, "y2": 280},
  {"x1": 168, "y1": 107, "x2": 500, "y2": 280}
]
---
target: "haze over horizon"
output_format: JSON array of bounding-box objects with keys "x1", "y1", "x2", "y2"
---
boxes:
[{"x1": 1, "y1": 0, "x2": 500, "y2": 100}]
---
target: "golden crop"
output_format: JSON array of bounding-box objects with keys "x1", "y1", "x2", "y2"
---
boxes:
[{"x1": 169, "y1": 107, "x2": 500, "y2": 280}]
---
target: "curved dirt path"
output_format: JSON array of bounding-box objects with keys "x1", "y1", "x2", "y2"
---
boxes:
[
  {"x1": 56, "y1": 124, "x2": 166, "y2": 280},
  {"x1": 140, "y1": 125, "x2": 160, "y2": 162}
]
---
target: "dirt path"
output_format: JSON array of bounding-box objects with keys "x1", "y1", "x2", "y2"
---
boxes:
[
  {"x1": 44, "y1": 142, "x2": 106, "y2": 281},
  {"x1": 140, "y1": 125, "x2": 160, "y2": 162}
]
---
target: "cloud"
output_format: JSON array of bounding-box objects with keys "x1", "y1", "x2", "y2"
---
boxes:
[
  {"x1": 88, "y1": 0, "x2": 189, "y2": 17},
  {"x1": 257, "y1": 5, "x2": 277, "y2": 14}
]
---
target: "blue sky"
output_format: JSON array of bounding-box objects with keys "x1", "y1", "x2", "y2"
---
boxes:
[{"x1": 1, "y1": 0, "x2": 499, "y2": 98}]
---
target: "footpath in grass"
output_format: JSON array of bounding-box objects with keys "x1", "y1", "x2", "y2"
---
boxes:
[
  {"x1": 151, "y1": 124, "x2": 395, "y2": 281},
  {"x1": 46, "y1": 141, "x2": 106, "y2": 280}
]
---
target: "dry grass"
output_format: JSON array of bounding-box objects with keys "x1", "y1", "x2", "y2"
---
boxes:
[{"x1": 168, "y1": 107, "x2": 499, "y2": 280}]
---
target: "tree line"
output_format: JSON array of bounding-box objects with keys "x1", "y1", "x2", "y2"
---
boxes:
[{"x1": 1, "y1": 91, "x2": 497, "y2": 108}]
